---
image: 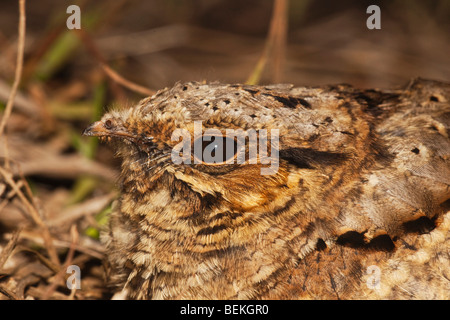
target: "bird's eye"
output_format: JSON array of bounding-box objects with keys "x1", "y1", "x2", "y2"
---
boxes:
[
  {"x1": 193, "y1": 135, "x2": 238, "y2": 165},
  {"x1": 104, "y1": 119, "x2": 113, "y2": 129}
]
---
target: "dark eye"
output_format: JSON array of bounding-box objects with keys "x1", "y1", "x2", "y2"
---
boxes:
[
  {"x1": 104, "y1": 119, "x2": 113, "y2": 129},
  {"x1": 193, "y1": 135, "x2": 238, "y2": 164}
]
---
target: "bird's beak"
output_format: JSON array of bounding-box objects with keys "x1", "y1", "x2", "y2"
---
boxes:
[
  {"x1": 83, "y1": 121, "x2": 108, "y2": 137},
  {"x1": 83, "y1": 120, "x2": 134, "y2": 139}
]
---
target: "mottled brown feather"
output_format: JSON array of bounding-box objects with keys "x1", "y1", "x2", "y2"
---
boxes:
[{"x1": 84, "y1": 78, "x2": 450, "y2": 299}]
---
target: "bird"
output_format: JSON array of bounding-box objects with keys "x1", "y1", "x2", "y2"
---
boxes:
[{"x1": 83, "y1": 78, "x2": 450, "y2": 300}]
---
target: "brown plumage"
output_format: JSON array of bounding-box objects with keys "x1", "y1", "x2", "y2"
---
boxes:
[{"x1": 83, "y1": 78, "x2": 450, "y2": 299}]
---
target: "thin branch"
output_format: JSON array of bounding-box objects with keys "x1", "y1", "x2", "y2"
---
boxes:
[
  {"x1": 0, "y1": 228, "x2": 22, "y2": 271},
  {"x1": 0, "y1": 285, "x2": 20, "y2": 300},
  {"x1": 0, "y1": 167, "x2": 60, "y2": 267},
  {"x1": 47, "y1": 192, "x2": 116, "y2": 227},
  {"x1": 14, "y1": 245, "x2": 60, "y2": 274},
  {"x1": 0, "y1": 167, "x2": 41, "y2": 227},
  {"x1": 0, "y1": 0, "x2": 26, "y2": 138},
  {"x1": 270, "y1": 0, "x2": 288, "y2": 82},
  {"x1": 100, "y1": 62, "x2": 155, "y2": 96},
  {"x1": 1, "y1": 134, "x2": 11, "y2": 171},
  {"x1": 75, "y1": 29, "x2": 155, "y2": 97},
  {"x1": 246, "y1": 0, "x2": 289, "y2": 84},
  {"x1": 13, "y1": 232, "x2": 104, "y2": 260},
  {"x1": 42, "y1": 225, "x2": 79, "y2": 300}
]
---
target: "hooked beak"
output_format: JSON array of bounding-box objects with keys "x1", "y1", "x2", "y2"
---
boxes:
[{"x1": 82, "y1": 120, "x2": 134, "y2": 139}]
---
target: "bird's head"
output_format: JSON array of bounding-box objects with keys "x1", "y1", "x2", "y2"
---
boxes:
[{"x1": 83, "y1": 82, "x2": 351, "y2": 211}]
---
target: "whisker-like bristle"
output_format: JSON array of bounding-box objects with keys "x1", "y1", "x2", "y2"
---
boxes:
[
  {"x1": 148, "y1": 152, "x2": 171, "y2": 163},
  {"x1": 145, "y1": 154, "x2": 171, "y2": 172}
]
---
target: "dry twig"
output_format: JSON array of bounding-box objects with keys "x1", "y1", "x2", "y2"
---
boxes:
[
  {"x1": 42, "y1": 225, "x2": 79, "y2": 300},
  {"x1": 0, "y1": 228, "x2": 22, "y2": 271},
  {"x1": 246, "y1": 0, "x2": 289, "y2": 84},
  {"x1": 47, "y1": 192, "x2": 116, "y2": 227},
  {"x1": 0, "y1": 0, "x2": 26, "y2": 138},
  {"x1": 0, "y1": 285, "x2": 20, "y2": 300},
  {"x1": 75, "y1": 29, "x2": 155, "y2": 97},
  {"x1": 0, "y1": 167, "x2": 60, "y2": 267}
]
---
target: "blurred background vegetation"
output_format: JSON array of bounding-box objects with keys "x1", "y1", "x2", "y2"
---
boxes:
[{"x1": 0, "y1": 0, "x2": 449, "y2": 299}]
